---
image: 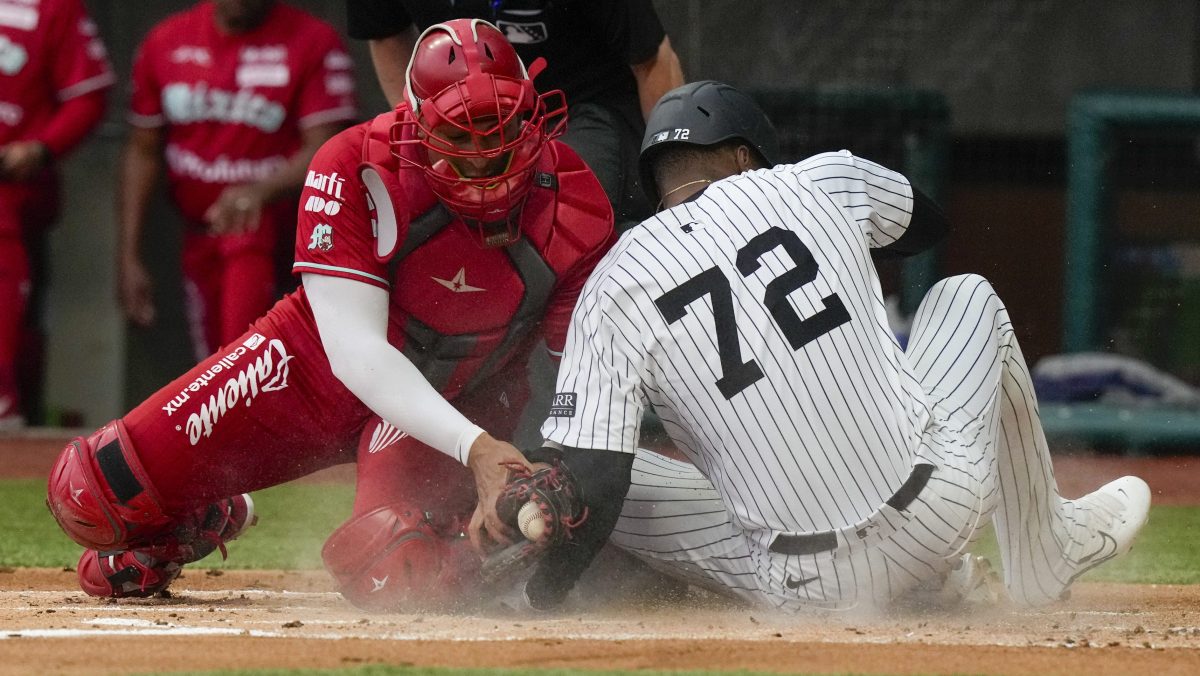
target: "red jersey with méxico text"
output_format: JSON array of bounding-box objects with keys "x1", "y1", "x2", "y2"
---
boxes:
[
  {"x1": 129, "y1": 1, "x2": 356, "y2": 225},
  {"x1": 293, "y1": 110, "x2": 615, "y2": 400},
  {"x1": 0, "y1": 0, "x2": 112, "y2": 147}
]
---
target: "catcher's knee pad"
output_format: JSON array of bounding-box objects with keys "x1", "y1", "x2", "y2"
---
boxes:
[
  {"x1": 322, "y1": 503, "x2": 480, "y2": 612},
  {"x1": 46, "y1": 420, "x2": 171, "y2": 550}
]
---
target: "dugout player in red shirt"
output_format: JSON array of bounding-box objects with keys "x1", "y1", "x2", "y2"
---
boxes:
[
  {"x1": 0, "y1": 0, "x2": 114, "y2": 427},
  {"x1": 47, "y1": 18, "x2": 615, "y2": 610},
  {"x1": 118, "y1": 0, "x2": 357, "y2": 361}
]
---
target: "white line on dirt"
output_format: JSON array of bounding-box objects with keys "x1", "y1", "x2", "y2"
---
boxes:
[
  {"x1": 0, "y1": 627, "x2": 822, "y2": 642},
  {"x1": 1044, "y1": 609, "x2": 1152, "y2": 617},
  {"x1": 1, "y1": 628, "x2": 287, "y2": 639}
]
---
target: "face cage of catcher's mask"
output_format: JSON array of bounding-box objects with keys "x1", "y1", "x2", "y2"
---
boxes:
[
  {"x1": 388, "y1": 83, "x2": 567, "y2": 246},
  {"x1": 406, "y1": 123, "x2": 540, "y2": 248},
  {"x1": 414, "y1": 75, "x2": 536, "y2": 156},
  {"x1": 392, "y1": 81, "x2": 566, "y2": 169}
]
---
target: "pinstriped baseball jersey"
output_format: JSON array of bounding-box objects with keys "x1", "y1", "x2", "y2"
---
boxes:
[
  {"x1": 542, "y1": 148, "x2": 1148, "y2": 611},
  {"x1": 542, "y1": 151, "x2": 934, "y2": 536}
]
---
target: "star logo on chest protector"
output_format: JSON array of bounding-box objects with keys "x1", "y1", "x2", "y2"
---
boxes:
[
  {"x1": 371, "y1": 576, "x2": 388, "y2": 592},
  {"x1": 432, "y1": 268, "x2": 485, "y2": 293}
]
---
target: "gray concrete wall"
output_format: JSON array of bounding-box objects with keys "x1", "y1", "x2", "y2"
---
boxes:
[{"x1": 39, "y1": 0, "x2": 1198, "y2": 426}]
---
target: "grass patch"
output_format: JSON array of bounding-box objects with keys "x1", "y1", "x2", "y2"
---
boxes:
[
  {"x1": 968, "y1": 504, "x2": 1200, "y2": 585},
  {"x1": 213, "y1": 482, "x2": 355, "y2": 570},
  {"x1": 3, "y1": 479, "x2": 353, "y2": 569},
  {"x1": 5, "y1": 479, "x2": 1199, "y2": 583}
]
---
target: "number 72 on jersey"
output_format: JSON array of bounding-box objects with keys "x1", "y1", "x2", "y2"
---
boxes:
[{"x1": 654, "y1": 227, "x2": 851, "y2": 400}]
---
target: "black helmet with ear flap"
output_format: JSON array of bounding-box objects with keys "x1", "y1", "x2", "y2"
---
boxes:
[{"x1": 639, "y1": 80, "x2": 779, "y2": 204}]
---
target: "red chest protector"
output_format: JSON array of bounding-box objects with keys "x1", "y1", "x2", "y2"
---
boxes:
[{"x1": 356, "y1": 110, "x2": 612, "y2": 399}]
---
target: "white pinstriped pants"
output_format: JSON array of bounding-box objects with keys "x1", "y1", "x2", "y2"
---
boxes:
[{"x1": 614, "y1": 274, "x2": 1085, "y2": 611}]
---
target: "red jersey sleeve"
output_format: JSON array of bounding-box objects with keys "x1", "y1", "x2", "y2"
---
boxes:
[
  {"x1": 293, "y1": 22, "x2": 357, "y2": 129},
  {"x1": 292, "y1": 123, "x2": 389, "y2": 290},
  {"x1": 49, "y1": 0, "x2": 114, "y2": 102},
  {"x1": 127, "y1": 32, "x2": 164, "y2": 128}
]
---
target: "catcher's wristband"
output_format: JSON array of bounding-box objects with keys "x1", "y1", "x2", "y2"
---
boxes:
[{"x1": 454, "y1": 424, "x2": 486, "y2": 465}]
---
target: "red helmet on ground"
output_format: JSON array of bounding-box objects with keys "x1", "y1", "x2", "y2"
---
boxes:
[{"x1": 392, "y1": 18, "x2": 565, "y2": 247}]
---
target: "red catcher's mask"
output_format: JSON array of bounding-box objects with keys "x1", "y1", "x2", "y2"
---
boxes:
[{"x1": 391, "y1": 18, "x2": 566, "y2": 248}]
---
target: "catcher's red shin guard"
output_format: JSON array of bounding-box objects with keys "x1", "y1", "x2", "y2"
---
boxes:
[
  {"x1": 322, "y1": 503, "x2": 481, "y2": 611},
  {"x1": 46, "y1": 420, "x2": 172, "y2": 550}
]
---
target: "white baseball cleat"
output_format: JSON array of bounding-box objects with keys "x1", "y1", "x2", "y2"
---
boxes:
[
  {"x1": 1056, "y1": 475, "x2": 1151, "y2": 599},
  {"x1": 943, "y1": 553, "x2": 1004, "y2": 607}
]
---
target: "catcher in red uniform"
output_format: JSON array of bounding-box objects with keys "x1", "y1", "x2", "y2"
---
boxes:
[{"x1": 46, "y1": 18, "x2": 615, "y2": 610}]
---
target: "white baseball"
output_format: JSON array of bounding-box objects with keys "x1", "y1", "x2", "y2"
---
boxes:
[{"x1": 517, "y1": 501, "x2": 546, "y2": 541}]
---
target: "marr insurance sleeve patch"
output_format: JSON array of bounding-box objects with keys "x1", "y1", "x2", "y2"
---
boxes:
[{"x1": 549, "y1": 392, "x2": 576, "y2": 417}]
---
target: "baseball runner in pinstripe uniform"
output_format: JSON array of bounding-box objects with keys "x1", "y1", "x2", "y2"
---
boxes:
[{"x1": 506, "y1": 81, "x2": 1151, "y2": 612}]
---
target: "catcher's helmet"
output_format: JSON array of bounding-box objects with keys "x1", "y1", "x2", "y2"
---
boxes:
[
  {"x1": 638, "y1": 80, "x2": 778, "y2": 205},
  {"x1": 393, "y1": 18, "x2": 566, "y2": 247}
]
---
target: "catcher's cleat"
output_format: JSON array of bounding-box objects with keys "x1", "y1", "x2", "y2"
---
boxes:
[
  {"x1": 77, "y1": 549, "x2": 181, "y2": 598},
  {"x1": 76, "y1": 494, "x2": 257, "y2": 598},
  {"x1": 1052, "y1": 476, "x2": 1150, "y2": 600},
  {"x1": 137, "y1": 493, "x2": 258, "y2": 565},
  {"x1": 221, "y1": 494, "x2": 257, "y2": 546}
]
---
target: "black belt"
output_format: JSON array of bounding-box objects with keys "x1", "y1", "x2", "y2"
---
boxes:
[{"x1": 769, "y1": 463, "x2": 935, "y2": 556}]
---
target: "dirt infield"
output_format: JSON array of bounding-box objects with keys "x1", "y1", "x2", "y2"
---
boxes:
[
  {"x1": 4, "y1": 431, "x2": 1200, "y2": 675},
  {"x1": 5, "y1": 570, "x2": 1200, "y2": 676}
]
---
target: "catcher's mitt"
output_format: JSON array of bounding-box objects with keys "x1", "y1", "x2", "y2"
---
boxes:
[{"x1": 480, "y1": 460, "x2": 587, "y2": 586}]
